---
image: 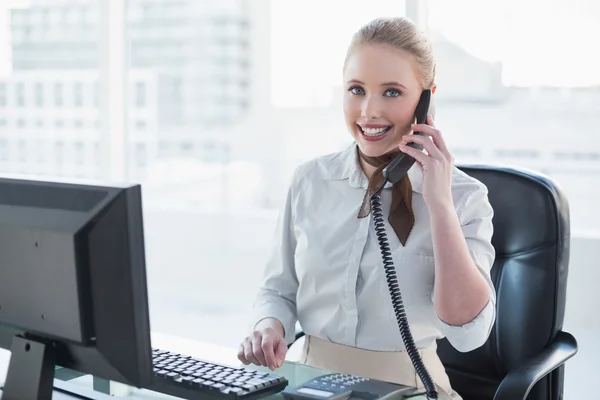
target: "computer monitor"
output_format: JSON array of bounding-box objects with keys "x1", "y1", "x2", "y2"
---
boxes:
[{"x1": 0, "y1": 176, "x2": 153, "y2": 400}]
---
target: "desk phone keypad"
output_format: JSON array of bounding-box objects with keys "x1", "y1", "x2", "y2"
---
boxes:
[{"x1": 320, "y1": 373, "x2": 370, "y2": 390}]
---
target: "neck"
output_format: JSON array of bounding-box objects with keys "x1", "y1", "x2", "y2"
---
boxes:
[
  {"x1": 359, "y1": 157, "x2": 378, "y2": 180},
  {"x1": 357, "y1": 146, "x2": 401, "y2": 180}
]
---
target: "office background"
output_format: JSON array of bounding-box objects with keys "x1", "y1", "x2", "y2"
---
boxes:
[{"x1": 0, "y1": 0, "x2": 597, "y2": 398}]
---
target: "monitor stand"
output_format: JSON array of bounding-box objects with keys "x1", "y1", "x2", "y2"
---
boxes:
[{"x1": 1, "y1": 335, "x2": 111, "y2": 400}]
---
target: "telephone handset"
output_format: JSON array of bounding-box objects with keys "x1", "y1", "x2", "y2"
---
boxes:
[{"x1": 382, "y1": 89, "x2": 432, "y2": 184}]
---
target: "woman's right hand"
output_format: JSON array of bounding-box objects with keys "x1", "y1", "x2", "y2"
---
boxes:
[{"x1": 237, "y1": 319, "x2": 288, "y2": 370}]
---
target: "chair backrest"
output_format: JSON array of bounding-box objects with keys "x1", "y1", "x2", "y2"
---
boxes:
[{"x1": 437, "y1": 165, "x2": 571, "y2": 400}]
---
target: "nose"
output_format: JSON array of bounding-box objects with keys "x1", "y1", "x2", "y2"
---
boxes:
[{"x1": 360, "y1": 95, "x2": 383, "y2": 120}]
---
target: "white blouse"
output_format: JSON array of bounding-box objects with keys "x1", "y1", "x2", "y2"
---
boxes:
[{"x1": 250, "y1": 142, "x2": 496, "y2": 353}]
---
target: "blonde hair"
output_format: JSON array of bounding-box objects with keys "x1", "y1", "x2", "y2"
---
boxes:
[{"x1": 344, "y1": 17, "x2": 436, "y2": 89}]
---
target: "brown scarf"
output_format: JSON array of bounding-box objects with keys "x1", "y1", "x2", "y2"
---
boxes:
[{"x1": 357, "y1": 148, "x2": 415, "y2": 246}]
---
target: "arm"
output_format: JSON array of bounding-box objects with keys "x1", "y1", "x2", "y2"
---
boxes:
[
  {"x1": 250, "y1": 173, "x2": 300, "y2": 345},
  {"x1": 430, "y1": 185, "x2": 496, "y2": 352}
]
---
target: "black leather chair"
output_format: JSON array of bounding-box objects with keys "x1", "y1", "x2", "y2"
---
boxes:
[{"x1": 291, "y1": 164, "x2": 578, "y2": 400}]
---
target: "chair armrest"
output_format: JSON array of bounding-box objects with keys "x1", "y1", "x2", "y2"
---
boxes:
[
  {"x1": 295, "y1": 326, "x2": 305, "y2": 342},
  {"x1": 493, "y1": 330, "x2": 577, "y2": 400},
  {"x1": 287, "y1": 325, "x2": 305, "y2": 348}
]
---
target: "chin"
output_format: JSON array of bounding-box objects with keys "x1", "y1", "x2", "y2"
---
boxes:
[{"x1": 356, "y1": 142, "x2": 389, "y2": 158}]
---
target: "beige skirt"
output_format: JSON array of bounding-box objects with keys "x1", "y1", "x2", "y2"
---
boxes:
[{"x1": 299, "y1": 335, "x2": 462, "y2": 400}]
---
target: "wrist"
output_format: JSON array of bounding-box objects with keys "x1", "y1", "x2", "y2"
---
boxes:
[
  {"x1": 427, "y1": 197, "x2": 455, "y2": 217},
  {"x1": 254, "y1": 317, "x2": 285, "y2": 338}
]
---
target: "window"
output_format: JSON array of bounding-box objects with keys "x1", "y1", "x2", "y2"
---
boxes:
[
  {"x1": 74, "y1": 82, "x2": 83, "y2": 107},
  {"x1": 494, "y1": 149, "x2": 539, "y2": 159},
  {"x1": 54, "y1": 83, "x2": 63, "y2": 107},
  {"x1": 17, "y1": 139, "x2": 26, "y2": 162},
  {"x1": 93, "y1": 81, "x2": 99, "y2": 106},
  {"x1": 55, "y1": 141, "x2": 65, "y2": 165},
  {"x1": 135, "y1": 82, "x2": 146, "y2": 107},
  {"x1": 16, "y1": 83, "x2": 25, "y2": 107},
  {"x1": 74, "y1": 141, "x2": 85, "y2": 164},
  {"x1": 135, "y1": 142, "x2": 147, "y2": 166},
  {"x1": 0, "y1": 139, "x2": 7, "y2": 161},
  {"x1": 36, "y1": 140, "x2": 46, "y2": 163},
  {"x1": 0, "y1": 83, "x2": 6, "y2": 106},
  {"x1": 35, "y1": 83, "x2": 44, "y2": 107}
]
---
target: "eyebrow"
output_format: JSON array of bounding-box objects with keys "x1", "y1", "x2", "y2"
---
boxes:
[{"x1": 347, "y1": 79, "x2": 407, "y2": 90}]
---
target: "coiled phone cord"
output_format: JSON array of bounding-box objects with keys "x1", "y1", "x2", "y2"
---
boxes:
[{"x1": 370, "y1": 190, "x2": 438, "y2": 399}]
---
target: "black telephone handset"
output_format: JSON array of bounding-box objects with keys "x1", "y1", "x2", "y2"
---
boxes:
[
  {"x1": 382, "y1": 89, "x2": 432, "y2": 184},
  {"x1": 282, "y1": 91, "x2": 440, "y2": 400}
]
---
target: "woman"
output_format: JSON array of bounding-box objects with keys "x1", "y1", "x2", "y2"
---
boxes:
[{"x1": 237, "y1": 17, "x2": 496, "y2": 400}]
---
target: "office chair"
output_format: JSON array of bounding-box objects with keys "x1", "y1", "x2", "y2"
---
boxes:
[{"x1": 291, "y1": 164, "x2": 577, "y2": 400}]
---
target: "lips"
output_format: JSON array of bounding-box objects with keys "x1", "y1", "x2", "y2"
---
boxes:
[{"x1": 357, "y1": 124, "x2": 393, "y2": 141}]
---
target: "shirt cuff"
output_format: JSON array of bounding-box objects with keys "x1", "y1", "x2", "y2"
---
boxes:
[
  {"x1": 251, "y1": 300, "x2": 297, "y2": 345},
  {"x1": 435, "y1": 294, "x2": 496, "y2": 353}
]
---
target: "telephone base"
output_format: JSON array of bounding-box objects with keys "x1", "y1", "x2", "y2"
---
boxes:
[{"x1": 282, "y1": 373, "x2": 452, "y2": 400}]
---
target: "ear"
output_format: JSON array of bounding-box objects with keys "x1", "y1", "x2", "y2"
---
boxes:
[{"x1": 431, "y1": 84, "x2": 437, "y2": 94}]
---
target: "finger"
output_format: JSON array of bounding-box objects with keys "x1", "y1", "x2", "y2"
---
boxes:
[
  {"x1": 261, "y1": 335, "x2": 277, "y2": 370},
  {"x1": 426, "y1": 114, "x2": 435, "y2": 127},
  {"x1": 401, "y1": 134, "x2": 443, "y2": 159},
  {"x1": 412, "y1": 123, "x2": 450, "y2": 158},
  {"x1": 251, "y1": 334, "x2": 268, "y2": 366},
  {"x1": 274, "y1": 339, "x2": 288, "y2": 368},
  {"x1": 411, "y1": 122, "x2": 436, "y2": 136},
  {"x1": 244, "y1": 339, "x2": 261, "y2": 366},
  {"x1": 237, "y1": 343, "x2": 250, "y2": 365},
  {"x1": 399, "y1": 143, "x2": 429, "y2": 165}
]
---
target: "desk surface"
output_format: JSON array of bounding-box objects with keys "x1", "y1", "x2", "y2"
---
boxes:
[
  {"x1": 0, "y1": 333, "x2": 435, "y2": 400},
  {"x1": 0, "y1": 333, "x2": 330, "y2": 400}
]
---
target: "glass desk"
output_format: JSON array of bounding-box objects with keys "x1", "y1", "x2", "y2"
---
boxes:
[
  {"x1": 0, "y1": 333, "x2": 443, "y2": 400},
  {"x1": 57, "y1": 361, "x2": 331, "y2": 400},
  {"x1": 56, "y1": 361, "x2": 439, "y2": 400}
]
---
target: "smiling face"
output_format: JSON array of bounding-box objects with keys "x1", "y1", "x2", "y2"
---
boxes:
[{"x1": 343, "y1": 43, "x2": 425, "y2": 157}]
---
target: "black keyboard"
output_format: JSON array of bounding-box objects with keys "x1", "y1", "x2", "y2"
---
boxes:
[{"x1": 150, "y1": 348, "x2": 289, "y2": 399}]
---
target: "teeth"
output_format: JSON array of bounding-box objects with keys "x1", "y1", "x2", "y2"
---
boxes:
[{"x1": 361, "y1": 126, "x2": 390, "y2": 136}]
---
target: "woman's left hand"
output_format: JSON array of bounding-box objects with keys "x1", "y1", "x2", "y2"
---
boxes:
[{"x1": 399, "y1": 115, "x2": 454, "y2": 211}]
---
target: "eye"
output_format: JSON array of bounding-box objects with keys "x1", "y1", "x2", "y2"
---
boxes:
[
  {"x1": 348, "y1": 86, "x2": 365, "y2": 95},
  {"x1": 384, "y1": 88, "x2": 401, "y2": 97}
]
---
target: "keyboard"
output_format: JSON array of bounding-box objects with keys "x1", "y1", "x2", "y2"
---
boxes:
[{"x1": 150, "y1": 348, "x2": 289, "y2": 399}]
